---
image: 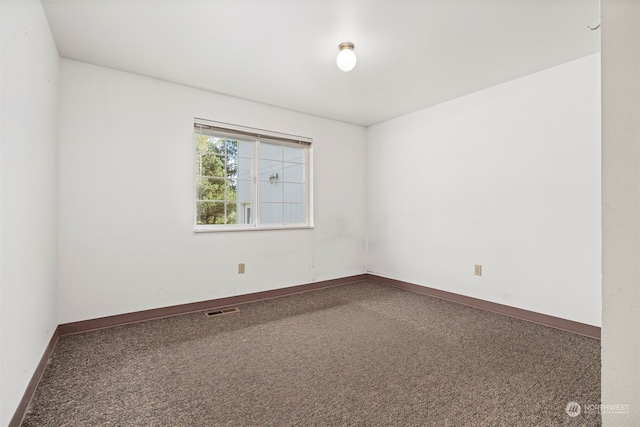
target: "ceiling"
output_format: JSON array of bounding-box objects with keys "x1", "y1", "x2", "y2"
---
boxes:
[{"x1": 42, "y1": 0, "x2": 600, "y2": 127}]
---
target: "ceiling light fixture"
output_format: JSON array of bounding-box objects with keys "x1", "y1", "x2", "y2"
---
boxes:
[{"x1": 336, "y1": 42, "x2": 356, "y2": 72}]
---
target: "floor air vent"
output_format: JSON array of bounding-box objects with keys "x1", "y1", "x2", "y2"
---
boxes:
[{"x1": 206, "y1": 307, "x2": 240, "y2": 317}]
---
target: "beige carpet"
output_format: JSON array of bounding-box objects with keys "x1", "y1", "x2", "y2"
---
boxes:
[{"x1": 22, "y1": 281, "x2": 601, "y2": 426}]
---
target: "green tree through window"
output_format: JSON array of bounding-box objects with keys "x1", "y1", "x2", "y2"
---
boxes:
[{"x1": 196, "y1": 135, "x2": 239, "y2": 224}]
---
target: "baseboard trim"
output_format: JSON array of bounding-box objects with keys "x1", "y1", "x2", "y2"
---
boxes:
[
  {"x1": 58, "y1": 274, "x2": 369, "y2": 336},
  {"x1": 58, "y1": 272, "x2": 601, "y2": 339},
  {"x1": 367, "y1": 274, "x2": 601, "y2": 340},
  {"x1": 10, "y1": 326, "x2": 60, "y2": 427}
]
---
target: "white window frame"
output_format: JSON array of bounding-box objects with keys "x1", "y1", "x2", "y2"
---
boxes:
[{"x1": 194, "y1": 119, "x2": 314, "y2": 232}]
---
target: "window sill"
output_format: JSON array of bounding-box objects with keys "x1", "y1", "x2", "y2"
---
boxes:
[{"x1": 194, "y1": 225, "x2": 314, "y2": 233}]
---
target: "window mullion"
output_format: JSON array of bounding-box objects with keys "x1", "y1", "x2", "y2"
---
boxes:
[
  {"x1": 223, "y1": 140, "x2": 227, "y2": 224},
  {"x1": 254, "y1": 139, "x2": 260, "y2": 226},
  {"x1": 281, "y1": 156, "x2": 285, "y2": 224}
]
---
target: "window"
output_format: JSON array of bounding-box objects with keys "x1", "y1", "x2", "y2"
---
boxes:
[{"x1": 194, "y1": 120, "x2": 312, "y2": 231}]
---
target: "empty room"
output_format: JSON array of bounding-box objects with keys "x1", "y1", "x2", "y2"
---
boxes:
[{"x1": 1, "y1": 0, "x2": 639, "y2": 426}]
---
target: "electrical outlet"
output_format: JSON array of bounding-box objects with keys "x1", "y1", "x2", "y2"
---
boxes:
[
  {"x1": 474, "y1": 264, "x2": 482, "y2": 276},
  {"x1": 238, "y1": 263, "x2": 245, "y2": 274}
]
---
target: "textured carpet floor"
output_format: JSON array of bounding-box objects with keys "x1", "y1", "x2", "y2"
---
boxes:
[{"x1": 22, "y1": 282, "x2": 601, "y2": 426}]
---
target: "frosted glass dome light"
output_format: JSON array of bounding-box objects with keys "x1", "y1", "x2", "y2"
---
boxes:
[{"x1": 336, "y1": 42, "x2": 356, "y2": 72}]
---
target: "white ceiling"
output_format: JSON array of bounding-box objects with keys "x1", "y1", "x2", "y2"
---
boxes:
[{"x1": 42, "y1": 0, "x2": 600, "y2": 127}]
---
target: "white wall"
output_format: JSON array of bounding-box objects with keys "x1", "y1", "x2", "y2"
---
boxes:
[
  {"x1": 0, "y1": 1, "x2": 59, "y2": 425},
  {"x1": 601, "y1": 1, "x2": 640, "y2": 425},
  {"x1": 366, "y1": 54, "x2": 601, "y2": 327},
  {"x1": 57, "y1": 59, "x2": 366, "y2": 323}
]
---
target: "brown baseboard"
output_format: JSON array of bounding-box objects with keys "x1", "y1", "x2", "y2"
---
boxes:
[
  {"x1": 59, "y1": 274, "x2": 369, "y2": 336},
  {"x1": 58, "y1": 272, "x2": 601, "y2": 339},
  {"x1": 10, "y1": 326, "x2": 60, "y2": 427},
  {"x1": 367, "y1": 274, "x2": 601, "y2": 340}
]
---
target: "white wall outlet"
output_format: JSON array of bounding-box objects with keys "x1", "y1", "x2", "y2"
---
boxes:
[{"x1": 474, "y1": 264, "x2": 482, "y2": 276}]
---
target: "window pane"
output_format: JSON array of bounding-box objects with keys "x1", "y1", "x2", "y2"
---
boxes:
[
  {"x1": 259, "y1": 159, "x2": 283, "y2": 182},
  {"x1": 228, "y1": 179, "x2": 238, "y2": 201},
  {"x1": 211, "y1": 138, "x2": 226, "y2": 154},
  {"x1": 197, "y1": 201, "x2": 226, "y2": 225},
  {"x1": 198, "y1": 153, "x2": 226, "y2": 178},
  {"x1": 283, "y1": 163, "x2": 304, "y2": 183},
  {"x1": 260, "y1": 143, "x2": 282, "y2": 160},
  {"x1": 283, "y1": 183, "x2": 305, "y2": 203},
  {"x1": 237, "y1": 157, "x2": 253, "y2": 180},
  {"x1": 283, "y1": 146, "x2": 304, "y2": 163},
  {"x1": 197, "y1": 177, "x2": 225, "y2": 201},
  {"x1": 225, "y1": 202, "x2": 238, "y2": 224},
  {"x1": 259, "y1": 180, "x2": 283, "y2": 202},
  {"x1": 238, "y1": 140, "x2": 253, "y2": 158},
  {"x1": 225, "y1": 140, "x2": 238, "y2": 179},
  {"x1": 238, "y1": 202, "x2": 252, "y2": 225},
  {"x1": 259, "y1": 202, "x2": 283, "y2": 224},
  {"x1": 197, "y1": 201, "x2": 238, "y2": 225},
  {"x1": 195, "y1": 134, "x2": 214, "y2": 153},
  {"x1": 284, "y1": 203, "x2": 305, "y2": 223},
  {"x1": 236, "y1": 179, "x2": 253, "y2": 203}
]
